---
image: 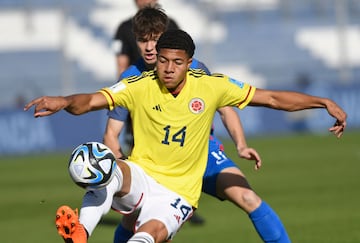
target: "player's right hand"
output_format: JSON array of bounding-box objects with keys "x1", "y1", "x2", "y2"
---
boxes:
[{"x1": 24, "y1": 96, "x2": 67, "y2": 117}]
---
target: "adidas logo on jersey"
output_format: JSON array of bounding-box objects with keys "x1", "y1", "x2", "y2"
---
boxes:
[{"x1": 152, "y1": 104, "x2": 162, "y2": 111}]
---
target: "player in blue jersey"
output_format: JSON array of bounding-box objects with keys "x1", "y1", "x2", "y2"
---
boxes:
[{"x1": 103, "y1": 6, "x2": 294, "y2": 243}]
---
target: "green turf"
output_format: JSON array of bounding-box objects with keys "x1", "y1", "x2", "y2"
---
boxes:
[{"x1": 1, "y1": 130, "x2": 359, "y2": 243}]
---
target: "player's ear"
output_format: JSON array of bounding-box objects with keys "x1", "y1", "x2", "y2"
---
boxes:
[{"x1": 187, "y1": 58, "x2": 193, "y2": 69}]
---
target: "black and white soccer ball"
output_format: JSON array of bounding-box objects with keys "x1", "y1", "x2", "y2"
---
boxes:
[{"x1": 68, "y1": 142, "x2": 117, "y2": 190}]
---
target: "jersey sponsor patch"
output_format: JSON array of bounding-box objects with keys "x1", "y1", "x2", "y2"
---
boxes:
[
  {"x1": 188, "y1": 98, "x2": 205, "y2": 114},
  {"x1": 229, "y1": 77, "x2": 245, "y2": 89},
  {"x1": 109, "y1": 81, "x2": 126, "y2": 93}
]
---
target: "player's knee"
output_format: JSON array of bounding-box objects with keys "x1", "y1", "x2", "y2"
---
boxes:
[
  {"x1": 127, "y1": 232, "x2": 154, "y2": 243},
  {"x1": 240, "y1": 189, "x2": 261, "y2": 209}
]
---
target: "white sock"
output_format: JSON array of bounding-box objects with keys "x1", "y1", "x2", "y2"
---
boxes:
[{"x1": 127, "y1": 232, "x2": 155, "y2": 243}]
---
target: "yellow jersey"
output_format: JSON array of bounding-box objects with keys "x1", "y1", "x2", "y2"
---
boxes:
[{"x1": 99, "y1": 69, "x2": 255, "y2": 207}]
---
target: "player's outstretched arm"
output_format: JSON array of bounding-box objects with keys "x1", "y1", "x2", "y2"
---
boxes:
[
  {"x1": 24, "y1": 93, "x2": 108, "y2": 118},
  {"x1": 250, "y1": 89, "x2": 347, "y2": 138},
  {"x1": 217, "y1": 106, "x2": 262, "y2": 170}
]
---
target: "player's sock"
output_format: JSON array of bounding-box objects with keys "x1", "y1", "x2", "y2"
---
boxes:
[
  {"x1": 113, "y1": 223, "x2": 134, "y2": 243},
  {"x1": 249, "y1": 201, "x2": 291, "y2": 243},
  {"x1": 127, "y1": 232, "x2": 154, "y2": 243}
]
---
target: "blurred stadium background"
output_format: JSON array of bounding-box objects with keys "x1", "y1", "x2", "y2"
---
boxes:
[{"x1": 0, "y1": 0, "x2": 359, "y2": 154}]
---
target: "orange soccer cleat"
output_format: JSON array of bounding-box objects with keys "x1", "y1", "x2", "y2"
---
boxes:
[{"x1": 55, "y1": 205, "x2": 87, "y2": 243}]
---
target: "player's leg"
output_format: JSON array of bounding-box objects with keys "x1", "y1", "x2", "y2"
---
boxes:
[
  {"x1": 111, "y1": 169, "x2": 151, "y2": 243},
  {"x1": 215, "y1": 167, "x2": 261, "y2": 211},
  {"x1": 216, "y1": 167, "x2": 291, "y2": 243},
  {"x1": 128, "y1": 232, "x2": 154, "y2": 243},
  {"x1": 113, "y1": 213, "x2": 137, "y2": 243},
  {"x1": 138, "y1": 172, "x2": 193, "y2": 242},
  {"x1": 128, "y1": 219, "x2": 167, "y2": 243},
  {"x1": 55, "y1": 159, "x2": 128, "y2": 243},
  {"x1": 121, "y1": 161, "x2": 194, "y2": 243},
  {"x1": 114, "y1": 224, "x2": 133, "y2": 243},
  {"x1": 203, "y1": 138, "x2": 290, "y2": 243},
  {"x1": 112, "y1": 162, "x2": 145, "y2": 242}
]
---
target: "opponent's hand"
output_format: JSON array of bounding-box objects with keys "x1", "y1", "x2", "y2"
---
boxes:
[
  {"x1": 238, "y1": 147, "x2": 262, "y2": 170},
  {"x1": 24, "y1": 96, "x2": 67, "y2": 118}
]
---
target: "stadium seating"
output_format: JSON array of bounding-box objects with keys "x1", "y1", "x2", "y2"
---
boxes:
[{"x1": 1, "y1": 0, "x2": 359, "y2": 108}]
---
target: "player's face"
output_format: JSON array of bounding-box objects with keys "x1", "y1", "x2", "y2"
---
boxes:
[
  {"x1": 156, "y1": 48, "x2": 192, "y2": 93},
  {"x1": 136, "y1": 33, "x2": 162, "y2": 68}
]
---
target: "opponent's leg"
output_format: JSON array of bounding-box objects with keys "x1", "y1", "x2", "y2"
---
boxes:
[
  {"x1": 217, "y1": 167, "x2": 290, "y2": 243},
  {"x1": 249, "y1": 201, "x2": 291, "y2": 243},
  {"x1": 114, "y1": 223, "x2": 133, "y2": 243},
  {"x1": 113, "y1": 212, "x2": 138, "y2": 243}
]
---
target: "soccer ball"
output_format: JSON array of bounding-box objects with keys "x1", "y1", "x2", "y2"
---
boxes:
[{"x1": 68, "y1": 142, "x2": 117, "y2": 190}]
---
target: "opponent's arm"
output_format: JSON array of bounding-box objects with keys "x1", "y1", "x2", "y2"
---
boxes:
[
  {"x1": 103, "y1": 118, "x2": 126, "y2": 159},
  {"x1": 24, "y1": 92, "x2": 108, "y2": 117},
  {"x1": 217, "y1": 106, "x2": 262, "y2": 170},
  {"x1": 250, "y1": 89, "x2": 347, "y2": 137}
]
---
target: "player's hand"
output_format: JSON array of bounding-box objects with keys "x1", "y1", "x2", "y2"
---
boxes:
[
  {"x1": 238, "y1": 147, "x2": 262, "y2": 170},
  {"x1": 329, "y1": 120, "x2": 346, "y2": 138},
  {"x1": 325, "y1": 99, "x2": 347, "y2": 138},
  {"x1": 24, "y1": 96, "x2": 67, "y2": 118}
]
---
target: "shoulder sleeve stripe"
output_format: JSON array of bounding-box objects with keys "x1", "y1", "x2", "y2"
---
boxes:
[
  {"x1": 238, "y1": 86, "x2": 255, "y2": 109},
  {"x1": 99, "y1": 89, "x2": 115, "y2": 110}
]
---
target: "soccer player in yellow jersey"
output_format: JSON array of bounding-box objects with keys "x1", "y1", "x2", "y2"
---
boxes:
[{"x1": 24, "y1": 29, "x2": 346, "y2": 243}]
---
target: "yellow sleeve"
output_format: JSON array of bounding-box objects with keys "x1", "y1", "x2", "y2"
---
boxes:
[
  {"x1": 98, "y1": 89, "x2": 116, "y2": 110},
  {"x1": 213, "y1": 74, "x2": 256, "y2": 109},
  {"x1": 97, "y1": 80, "x2": 128, "y2": 110},
  {"x1": 237, "y1": 85, "x2": 256, "y2": 109}
]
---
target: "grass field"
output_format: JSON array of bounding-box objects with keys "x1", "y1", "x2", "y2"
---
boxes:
[{"x1": 1, "y1": 130, "x2": 359, "y2": 243}]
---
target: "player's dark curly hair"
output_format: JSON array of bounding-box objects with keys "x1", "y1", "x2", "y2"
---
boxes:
[
  {"x1": 156, "y1": 29, "x2": 195, "y2": 58},
  {"x1": 132, "y1": 5, "x2": 169, "y2": 38}
]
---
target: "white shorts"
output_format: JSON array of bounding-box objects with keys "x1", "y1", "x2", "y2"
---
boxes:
[{"x1": 112, "y1": 161, "x2": 194, "y2": 240}]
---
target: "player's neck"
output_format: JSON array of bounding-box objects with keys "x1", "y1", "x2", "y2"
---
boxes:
[
  {"x1": 170, "y1": 90, "x2": 180, "y2": 97},
  {"x1": 168, "y1": 79, "x2": 186, "y2": 97}
]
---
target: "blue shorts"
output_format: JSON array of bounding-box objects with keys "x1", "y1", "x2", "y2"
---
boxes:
[{"x1": 202, "y1": 135, "x2": 239, "y2": 200}]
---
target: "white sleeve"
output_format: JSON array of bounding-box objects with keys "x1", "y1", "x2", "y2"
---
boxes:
[{"x1": 79, "y1": 176, "x2": 120, "y2": 236}]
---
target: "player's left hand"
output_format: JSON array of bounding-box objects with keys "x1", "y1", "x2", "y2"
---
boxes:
[
  {"x1": 238, "y1": 147, "x2": 262, "y2": 170},
  {"x1": 329, "y1": 120, "x2": 346, "y2": 138},
  {"x1": 325, "y1": 99, "x2": 347, "y2": 138}
]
